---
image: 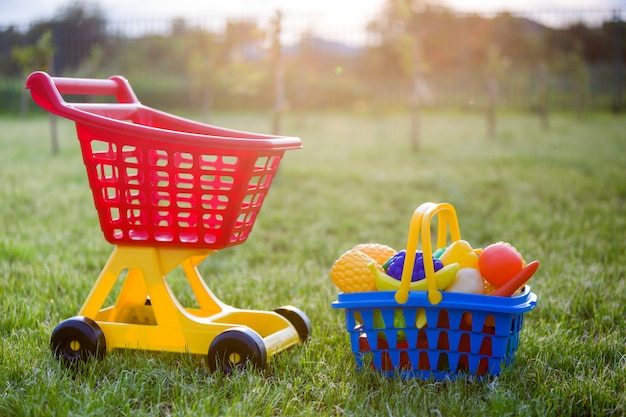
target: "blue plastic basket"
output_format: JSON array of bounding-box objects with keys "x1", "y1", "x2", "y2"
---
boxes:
[
  {"x1": 332, "y1": 286, "x2": 537, "y2": 380},
  {"x1": 331, "y1": 202, "x2": 538, "y2": 380}
]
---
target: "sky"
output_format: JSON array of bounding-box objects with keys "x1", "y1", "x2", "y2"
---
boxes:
[{"x1": 1, "y1": 0, "x2": 625, "y2": 27}]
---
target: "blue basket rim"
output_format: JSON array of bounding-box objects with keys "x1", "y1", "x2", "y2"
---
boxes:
[{"x1": 332, "y1": 286, "x2": 537, "y2": 314}]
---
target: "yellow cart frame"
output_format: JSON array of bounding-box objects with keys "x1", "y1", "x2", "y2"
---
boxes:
[{"x1": 51, "y1": 246, "x2": 308, "y2": 372}]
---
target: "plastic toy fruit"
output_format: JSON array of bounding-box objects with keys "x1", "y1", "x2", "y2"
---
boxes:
[
  {"x1": 438, "y1": 240, "x2": 479, "y2": 269},
  {"x1": 385, "y1": 250, "x2": 444, "y2": 281},
  {"x1": 371, "y1": 262, "x2": 459, "y2": 291},
  {"x1": 352, "y1": 243, "x2": 396, "y2": 265},
  {"x1": 330, "y1": 249, "x2": 381, "y2": 293},
  {"x1": 445, "y1": 268, "x2": 485, "y2": 294},
  {"x1": 478, "y1": 242, "x2": 524, "y2": 287}
]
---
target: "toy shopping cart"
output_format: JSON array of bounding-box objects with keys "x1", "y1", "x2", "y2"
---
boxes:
[
  {"x1": 332, "y1": 202, "x2": 537, "y2": 380},
  {"x1": 26, "y1": 71, "x2": 311, "y2": 372}
]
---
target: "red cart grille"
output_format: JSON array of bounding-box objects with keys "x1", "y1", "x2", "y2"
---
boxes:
[{"x1": 78, "y1": 124, "x2": 284, "y2": 249}]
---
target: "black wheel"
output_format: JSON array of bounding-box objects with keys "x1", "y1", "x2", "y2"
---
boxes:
[
  {"x1": 50, "y1": 316, "x2": 106, "y2": 365},
  {"x1": 274, "y1": 306, "x2": 312, "y2": 344},
  {"x1": 208, "y1": 328, "x2": 267, "y2": 373}
]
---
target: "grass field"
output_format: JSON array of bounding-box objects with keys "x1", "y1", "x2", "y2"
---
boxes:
[{"x1": 1, "y1": 110, "x2": 625, "y2": 416}]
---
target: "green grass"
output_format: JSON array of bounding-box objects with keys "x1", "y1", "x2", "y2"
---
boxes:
[{"x1": 1, "y1": 110, "x2": 625, "y2": 416}]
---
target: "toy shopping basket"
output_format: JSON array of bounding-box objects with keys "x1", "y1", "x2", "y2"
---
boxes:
[
  {"x1": 331, "y1": 202, "x2": 537, "y2": 380},
  {"x1": 26, "y1": 71, "x2": 310, "y2": 372}
]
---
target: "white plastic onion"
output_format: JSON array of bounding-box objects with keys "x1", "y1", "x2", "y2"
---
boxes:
[{"x1": 445, "y1": 268, "x2": 484, "y2": 294}]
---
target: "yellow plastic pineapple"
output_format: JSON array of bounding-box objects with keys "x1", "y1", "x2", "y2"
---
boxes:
[
  {"x1": 330, "y1": 244, "x2": 396, "y2": 293},
  {"x1": 352, "y1": 243, "x2": 396, "y2": 266}
]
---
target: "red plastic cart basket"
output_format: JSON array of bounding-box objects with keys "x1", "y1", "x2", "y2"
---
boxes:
[
  {"x1": 332, "y1": 202, "x2": 537, "y2": 380},
  {"x1": 26, "y1": 71, "x2": 301, "y2": 249}
]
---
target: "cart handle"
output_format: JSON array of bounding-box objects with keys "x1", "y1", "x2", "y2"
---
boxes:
[
  {"x1": 25, "y1": 71, "x2": 140, "y2": 118},
  {"x1": 26, "y1": 71, "x2": 302, "y2": 151}
]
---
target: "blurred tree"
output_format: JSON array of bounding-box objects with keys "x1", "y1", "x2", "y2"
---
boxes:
[
  {"x1": 490, "y1": 13, "x2": 545, "y2": 67},
  {"x1": 215, "y1": 19, "x2": 269, "y2": 109},
  {"x1": 535, "y1": 61, "x2": 551, "y2": 131},
  {"x1": 270, "y1": 10, "x2": 284, "y2": 135},
  {"x1": 1, "y1": 6, "x2": 624, "y2": 114},
  {"x1": 184, "y1": 28, "x2": 219, "y2": 119},
  {"x1": 49, "y1": 1, "x2": 107, "y2": 74},
  {"x1": 565, "y1": 22, "x2": 611, "y2": 63},
  {"x1": 1, "y1": 1, "x2": 107, "y2": 78},
  {"x1": 567, "y1": 42, "x2": 590, "y2": 118},
  {"x1": 484, "y1": 45, "x2": 509, "y2": 139},
  {"x1": 11, "y1": 30, "x2": 59, "y2": 153},
  {"x1": 609, "y1": 12, "x2": 624, "y2": 113},
  {"x1": 0, "y1": 26, "x2": 23, "y2": 75},
  {"x1": 11, "y1": 29, "x2": 55, "y2": 79},
  {"x1": 367, "y1": 0, "x2": 445, "y2": 150},
  {"x1": 12, "y1": 29, "x2": 54, "y2": 115}
]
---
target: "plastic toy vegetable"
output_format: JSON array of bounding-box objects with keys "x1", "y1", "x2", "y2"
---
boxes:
[
  {"x1": 492, "y1": 261, "x2": 540, "y2": 297},
  {"x1": 445, "y1": 267, "x2": 485, "y2": 294},
  {"x1": 438, "y1": 240, "x2": 480, "y2": 269}
]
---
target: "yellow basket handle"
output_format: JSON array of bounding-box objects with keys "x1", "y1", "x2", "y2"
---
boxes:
[{"x1": 395, "y1": 202, "x2": 462, "y2": 305}]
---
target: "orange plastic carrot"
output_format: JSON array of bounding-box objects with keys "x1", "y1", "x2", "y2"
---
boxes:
[{"x1": 492, "y1": 261, "x2": 540, "y2": 297}]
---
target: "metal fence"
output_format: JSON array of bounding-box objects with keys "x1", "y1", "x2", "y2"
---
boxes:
[{"x1": 1, "y1": 8, "x2": 624, "y2": 114}]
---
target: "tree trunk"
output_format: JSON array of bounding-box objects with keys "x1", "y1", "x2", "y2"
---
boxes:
[
  {"x1": 409, "y1": 35, "x2": 423, "y2": 151},
  {"x1": 487, "y1": 77, "x2": 498, "y2": 139},
  {"x1": 48, "y1": 55, "x2": 59, "y2": 154},
  {"x1": 271, "y1": 10, "x2": 284, "y2": 136},
  {"x1": 50, "y1": 114, "x2": 59, "y2": 155}
]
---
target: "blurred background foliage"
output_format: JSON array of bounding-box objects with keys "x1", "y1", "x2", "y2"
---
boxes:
[{"x1": 0, "y1": 0, "x2": 624, "y2": 115}]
